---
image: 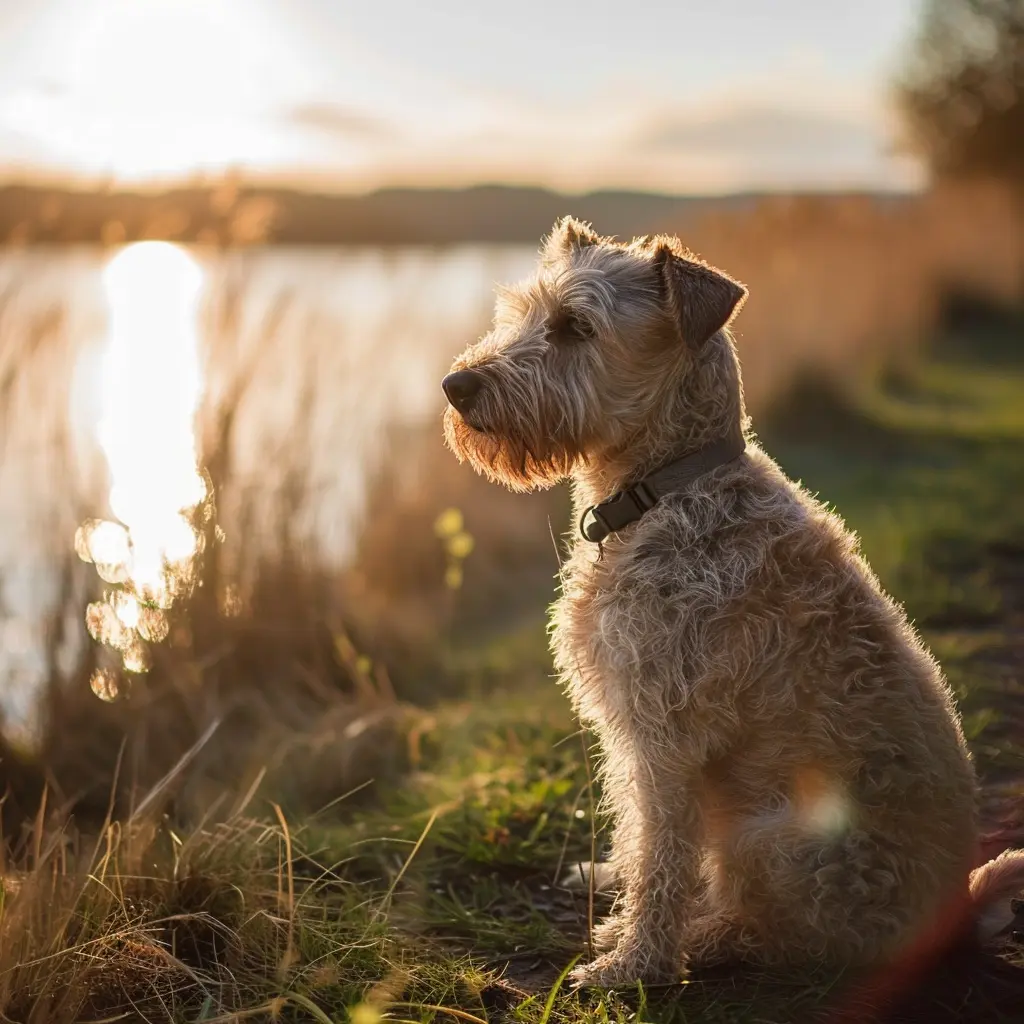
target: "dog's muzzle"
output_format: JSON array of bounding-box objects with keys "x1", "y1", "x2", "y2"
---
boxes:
[{"x1": 442, "y1": 370, "x2": 484, "y2": 414}]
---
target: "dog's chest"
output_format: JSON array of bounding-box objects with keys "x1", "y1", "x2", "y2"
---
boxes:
[
  {"x1": 552, "y1": 560, "x2": 629, "y2": 726},
  {"x1": 551, "y1": 533, "x2": 707, "y2": 728}
]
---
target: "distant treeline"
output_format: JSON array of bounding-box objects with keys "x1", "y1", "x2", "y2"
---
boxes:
[{"x1": 0, "y1": 180, "x2": 886, "y2": 247}]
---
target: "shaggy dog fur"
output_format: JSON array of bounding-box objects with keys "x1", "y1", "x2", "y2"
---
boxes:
[{"x1": 441, "y1": 217, "x2": 1024, "y2": 987}]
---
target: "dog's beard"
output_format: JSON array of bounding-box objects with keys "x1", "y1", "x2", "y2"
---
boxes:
[{"x1": 443, "y1": 404, "x2": 577, "y2": 492}]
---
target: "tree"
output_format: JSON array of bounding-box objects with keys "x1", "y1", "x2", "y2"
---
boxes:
[{"x1": 898, "y1": 0, "x2": 1024, "y2": 181}]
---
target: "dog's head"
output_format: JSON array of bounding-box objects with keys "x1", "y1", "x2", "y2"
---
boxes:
[{"x1": 442, "y1": 217, "x2": 747, "y2": 492}]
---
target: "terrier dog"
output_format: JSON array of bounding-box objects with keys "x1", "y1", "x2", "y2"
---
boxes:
[{"x1": 441, "y1": 218, "x2": 1024, "y2": 987}]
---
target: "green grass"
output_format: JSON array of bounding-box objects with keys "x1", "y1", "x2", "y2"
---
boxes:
[{"x1": 3, "y1": 325, "x2": 1023, "y2": 1022}]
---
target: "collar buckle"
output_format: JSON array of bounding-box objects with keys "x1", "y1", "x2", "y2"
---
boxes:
[
  {"x1": 580, "y1": 482, "x2": 657, "y2": 543},
  {"x1": 578, "y1": 427, "x2": 746, "y2": 543}
]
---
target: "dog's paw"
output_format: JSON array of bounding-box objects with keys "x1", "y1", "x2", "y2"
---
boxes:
[
  {"x1": 560, "y1": 860, "x2": 619, "y2": 892},
  {"x1": 569, "y1": 951, "x2": 678, "y2": 989},
  {"x1": 570, "y1": 954, "x2": 640, "y2": 989}
]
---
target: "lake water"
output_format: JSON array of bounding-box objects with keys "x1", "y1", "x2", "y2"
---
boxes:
[{"x1": 0, "y1": 244, "x2": 541, "y2": 730}]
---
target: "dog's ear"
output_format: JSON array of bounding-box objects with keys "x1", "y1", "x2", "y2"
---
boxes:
[
  {"x1": 653, "y1": 242, "x2": 746, "y2": 347},
  {"x1": 543, "y1": 216, "x2": 600, "y2": 261}
]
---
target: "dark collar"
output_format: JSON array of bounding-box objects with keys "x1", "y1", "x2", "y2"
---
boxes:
[{"x1": 580, "y1": 425, "x2": 747, "y2": 543}]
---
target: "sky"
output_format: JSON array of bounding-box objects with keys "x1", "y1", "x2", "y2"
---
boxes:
[{"x1": 0, "y1": 0, "x2": 926, "y2": 194}]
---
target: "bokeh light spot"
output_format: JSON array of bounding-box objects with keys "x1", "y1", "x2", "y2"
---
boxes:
[{"x1": 90, "y1": 668, "x2": 121, "y2": 702}]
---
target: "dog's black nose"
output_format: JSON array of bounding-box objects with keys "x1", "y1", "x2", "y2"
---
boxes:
[{"x1": 442, "y1": 370, "x2": 483, "y2": 412}]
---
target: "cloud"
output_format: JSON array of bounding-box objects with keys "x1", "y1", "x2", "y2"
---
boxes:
[
  {"x1": 637, "y1": 105, "x2": 879, "y2": 162},
  {"x1": 24, "y1": 78, "x2": 66, "y2": 98},
  {"x1": 285, "y1": 102, "x2": 397, "y2": 142}
]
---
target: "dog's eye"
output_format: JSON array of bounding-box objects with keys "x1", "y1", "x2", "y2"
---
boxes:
[{"x1": 549, "y1": 309, "x2": 595, "y2": 343}]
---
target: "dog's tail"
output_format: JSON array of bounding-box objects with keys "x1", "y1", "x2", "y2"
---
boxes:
[{"x1": 969, "y1": 848, "x2": 1024, "y2": 941}]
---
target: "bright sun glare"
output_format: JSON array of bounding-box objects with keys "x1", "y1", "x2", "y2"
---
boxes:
[
  {"x1": 77, "y1": 242, "x2": 208, "y2": 691},
  {"x1": 11, "y1": 0, "x2": 299, "y2": 179}
]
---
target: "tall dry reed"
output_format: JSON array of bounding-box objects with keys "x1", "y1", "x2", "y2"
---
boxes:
[{"x1": 677, "y1": 180, "x2": 1024, "y2": 409}]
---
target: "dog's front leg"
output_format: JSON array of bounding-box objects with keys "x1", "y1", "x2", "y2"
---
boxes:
[{"x1": 572, "y1": 731, "x2": 704, "y2": 988}]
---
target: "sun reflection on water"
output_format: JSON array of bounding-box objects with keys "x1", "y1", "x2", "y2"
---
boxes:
[{"x1": 77, "y1": 242, "x2": 208, "y2": 690}]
